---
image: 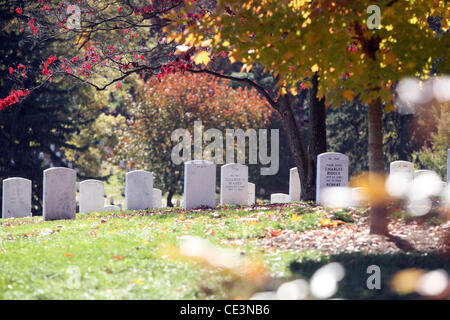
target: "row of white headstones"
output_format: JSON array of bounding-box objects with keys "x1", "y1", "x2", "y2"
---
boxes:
[{"x1": 2, "y1": 150, "x2": 449, "y2": 220}]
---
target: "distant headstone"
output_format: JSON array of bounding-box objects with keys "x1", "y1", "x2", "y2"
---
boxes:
[
  {"x1": 152, "y1": 188, "x2": 162, "y2": 209},
  {"x1": 248, "y1": 182, "x2": 256, "y2": 206},
  {"x1": 220, "y1": 163, "x2": 248, "y2": 206},
  {"x1": 104, "y1": 205, "x2": 120, "y2": 212},
  {"x1": 116, "y1": 171, "x2": 121, "y2": 179},
  {"x1": 390, "y1": 161, "x2": 414, "y2": 180},
  {"x1": 109, "y1": 167, "x2": 114, "y2": 175},
  {"x1": 43, "y1": 167, "x2": 76, "y2": 221},
  {"x1": 414, "y1": 169, "x2": 435, "y2": 178},
  {"x1": 79, "y1": 180, "x2": 104, "y2": 213},
  {"x1": 176, "y1": 199, "x2": 181, "y2": 207},
  {"x1": 352, "y1": 187, "x2": 369, "y2": 207},
  {"x1": 270, "y1": 193, "x2": 290, "y2": 204},
  {"x1": 125, "y1": 170, "x2": 153, "y2": 210},
  {"x1": 2, "y1": 178, "x2": 32, "y2": 218},
  {"x1": 119, "y1": 160, "x2": 125, "y2": 169},
  {"x1": 184, "y1": 160, "x2": 216, "y2": 210},
  {"x1": 289, "y1": 167, "x2": 301, "y2": 202},
  {"x1": 109, "y1": 195, "x2": 114, "y2": 205},
  {"x1": 316, "y1": 152, "x2": 349, "y2": 204}
]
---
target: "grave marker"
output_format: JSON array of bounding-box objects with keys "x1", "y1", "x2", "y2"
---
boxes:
[
  {"x1": 152, "y1": 188, "x2": 162, "y2": 209},
  {"x1": 270, "y1": 193, "x2": 290, "y2": 204},
  {"x1": 2, "y1": 178, "x2": 32, "y2": 219},
  {"x1": 184, "y1": 160, "x2": 216, "y2": 210},
  {"x1": 43, "y1": 167, "x2": 76, "y2": 221},
  {"x1": 289, "y1": 167, "x2": 301, "y2": 202},
  {"x1": 248, "y1": 182, "x2": 256, "y2": 206},
  {"x1": 125, "y1": 170, "x2": 153, "y2": 210},
  {"x1": 316, "y1": 152, "x2": 349, "y2": 204},
  {"x1": 79, "y1": 180, "x2": 104, "y2": 213},
  {"x1": 220, "y1": 163, "x2": 248, "y2": 206}
]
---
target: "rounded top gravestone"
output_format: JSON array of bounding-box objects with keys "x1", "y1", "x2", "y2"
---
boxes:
[
  {"x1": 220, "y1": 163, "x2": 248, "y2": 206},
  {"x1": 43, "y1": 167, "x2": 77, "y2": 221},
  {"x1": 390, "y1": 161, "x2": 414, "y2": 179},
  {"x1": 125, "y1": 170, "x2": 153, "y2": 210},
  {"x1": 316, "y1": 152, "x2": 349, "y2": 204},
  {"x1": 2, "y1": 177, "x2": 32, "y2": 219},
  {"x1": 183, "y1": 160, "x2": 216, "y2": 210},
  {"x1": 79, "y1": 180, "x2": 104, "y2": 213}
]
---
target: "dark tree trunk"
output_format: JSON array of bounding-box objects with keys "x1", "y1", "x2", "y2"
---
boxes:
[
  {"x1": 368, "y1": 98, "x2": 389, "y2": 235},
  {"x1": 308, "y1": 74, "x2": 328, "y2": 196},
  {"x1": 166, "y1": 190, "x2": 174, "y2": 207},
  {"x1": 276, "y1": 95, "x2": 315, "y2": 201}
]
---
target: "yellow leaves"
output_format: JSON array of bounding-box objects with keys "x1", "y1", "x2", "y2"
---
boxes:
[
  {"x1": 302, "y1": 17, "x2": 312, "y2": 28},
  {"x1": 391, "y1": 269, "x2": 424, "y2": 295},
  {"x1": 288, "y1": 0, "x2": 308, "y2": 10},
  {"x1": 409, "y1": 16, "x2": 419, "y2": 24},
  {"x1": 350, "y1": 172, "x2": 389, "y2": 205},
  {"x1": 319, "y1": 218, "x2": 344, "y2": 228},
  {"x1": 343, "y1": 90, "x2": 356, "y2": 101},
  {"x1": 311, "y1": 64, "x2": 319, "y2": 73},
  {"x1": 133, "y1": 279, "x2": 145, "y2": 285},
  {"x1": 289, "y1": 87, "x2": 298, "y2": 96},
  {"x1": 291, "y1": 214, "x2": 303, "y2": 222},
  {"x1": 193, "y1": 51, "x2": 211, "y2": 65}
]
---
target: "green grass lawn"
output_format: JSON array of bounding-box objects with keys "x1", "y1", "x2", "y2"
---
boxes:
[{"x1": 0, "y1": 204, "x2": 447, "y2": 300}]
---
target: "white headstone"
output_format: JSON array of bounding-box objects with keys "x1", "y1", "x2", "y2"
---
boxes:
[
  {"x1": 43, "y1": 167, "x2": 76, "y2": 221},
  {"x1": 390, "y1": 161, "x2": 414, "y2": 180},
  {"x1": 104, "y1": 205, "x2": 120, "y2": 212},
  {"x1": 352, "y1": 187, "x2": 369, "y2": 207},
  {"x1": 184, "y1": 160, "x2": 216, "y2": 210},
  {"x1": 248, "y1": 182, "x2": 256, "y2": 206},
  {"x1": 125, "y1": 170, "x2": 153, "y2": 210},
  {"x1": 316, "y1": 152, "x2": 349, "y2": 204},
  {"x1": 220, "y1": 163, "x2": 248, "y2": 206},
  {"x1": 289, "y1": 167, "x2": 301, "y2": 202},
  {"x1": 79, "y1": 180, "x2": 104, "y2": 213},
  {"x1": 414, "y1": 169, "x2": 435, "y2": 179},
  {"x1": 270, "y1": 193, "x2": 290, "y2": 204},
  {"x1": 2, "y1": 178, "x2": 32, "y2": 218},
  {"x1": 152, "y1": 188, "x2": 162, "y2": 209}
]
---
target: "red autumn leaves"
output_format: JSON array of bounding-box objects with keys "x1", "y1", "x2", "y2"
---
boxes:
[{"x1": 0, "y1": 90, "x2": 30, "y2": 111}]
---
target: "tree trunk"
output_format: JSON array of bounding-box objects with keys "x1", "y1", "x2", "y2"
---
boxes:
[
  {"x1": 166, "y1": 190, "x2": 174, "y2": 207},
  {"x1": 368, "y1": 98, "x2": 389, "y2": 235},
  {"x1": 309, "y1": 75, "x2": 327, "y2": 196},
  {"x1": 276, "y1": 95, "x2": 315, "y2": 201}
]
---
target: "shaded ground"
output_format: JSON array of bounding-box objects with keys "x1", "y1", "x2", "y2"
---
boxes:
[{"x1": 256, "y1": 212, "x2": 450, "y2": 255}]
